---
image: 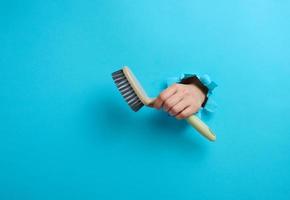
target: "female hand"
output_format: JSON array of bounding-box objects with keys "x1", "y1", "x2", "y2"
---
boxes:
[{"x1": 150, "y1": 83, "x2": 206, "y2": 119}]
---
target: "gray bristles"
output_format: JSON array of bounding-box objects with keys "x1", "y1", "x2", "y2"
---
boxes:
[{"x1": 111, "y1": 69, "x2": 144, "y2": 112}]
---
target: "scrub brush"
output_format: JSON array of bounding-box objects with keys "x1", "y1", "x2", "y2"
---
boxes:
[{"x1": 111, "y1": 66, "x2": 216, "y2": 141}]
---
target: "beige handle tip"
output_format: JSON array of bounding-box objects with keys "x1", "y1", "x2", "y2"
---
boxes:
[{"x1": 186, "y1": 115, "x2": 216, "y2": 142}]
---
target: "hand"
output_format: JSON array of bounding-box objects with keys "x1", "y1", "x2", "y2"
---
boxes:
[{"x1": 150, "y1": 83, "x2": 206, "y2": 119}]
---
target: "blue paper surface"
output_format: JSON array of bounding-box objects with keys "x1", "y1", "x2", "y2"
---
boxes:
[{"x1": 1, "y1": 1, "x2": 290, "y2": 200}]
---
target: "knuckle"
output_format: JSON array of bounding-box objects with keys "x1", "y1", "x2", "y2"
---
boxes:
[
  {"x1": 180, "y1": 89, "x2": 188, "y2": 95},
  {"x1": 183, "y1": 89, "x2": 191, "y2": 95},
  {"x1": 171, "y1": 107, "x2": 179, "y2": 115},
  {"x1": 164, "y1": 100, "x2": 171, "y2": 108},
  {"x1": 163, "y1": 103, "x2": 169, "y2": 110},
  {"x1": 159, "y1": 93, "x2": 166, "y2": 101}
]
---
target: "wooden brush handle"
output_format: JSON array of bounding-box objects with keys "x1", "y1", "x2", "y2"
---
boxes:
[
  {"x1": 148, "y1": 98, "x2": 216, "y2": 141},
  {"x1": 186, "y1": 115, "x2": 216, "y2": 141}
]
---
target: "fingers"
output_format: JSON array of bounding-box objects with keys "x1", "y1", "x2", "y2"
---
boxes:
[
  {"x1": 153, "y1": 84, "x2": 178, "y2": 109},
  {"x1": 163, "y1": 92, "x2": 184, "y2": 112},
  {"x1": 169, "y1": 96, "x2": 201, "y2": 119},
  {"x1": 168, "y1": 98, "x2": 191, "y2": 116},
  {"x1": 152, "y1": 83, "x2": 204, "y2": 119},
  {"x1": 175, "y1": 105, "x2": 197, "y2": 119}
]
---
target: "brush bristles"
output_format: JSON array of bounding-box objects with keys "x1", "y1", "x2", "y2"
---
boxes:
[{"x1": 112, "y1": 69, "x2": 144, "y2": 112}]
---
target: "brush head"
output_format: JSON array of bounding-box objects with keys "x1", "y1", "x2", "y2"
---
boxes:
[{"x1": 112, "y1": 69, "x2": 144, "y2": 112}]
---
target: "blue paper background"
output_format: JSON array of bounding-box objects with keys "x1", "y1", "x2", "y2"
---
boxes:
[{"x1": 1, "y1": 1, "x2": 290, "y2": 199}]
